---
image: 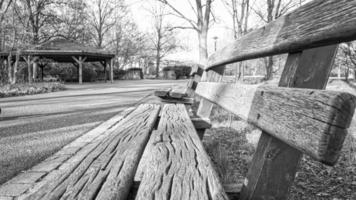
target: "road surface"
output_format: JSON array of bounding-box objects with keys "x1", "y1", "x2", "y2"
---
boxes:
[{"x1": 0, "y1": 79, "x2": 186, "y2": 184}]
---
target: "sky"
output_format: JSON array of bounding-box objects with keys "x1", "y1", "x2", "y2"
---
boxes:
[{"x1": 125, "y1": 0, "x2": 265, "y2": 63}]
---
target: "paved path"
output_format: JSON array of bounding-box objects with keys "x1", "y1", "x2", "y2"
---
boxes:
[{"x1": 0, "y1": 79, "x2": 186, "y2": 184}]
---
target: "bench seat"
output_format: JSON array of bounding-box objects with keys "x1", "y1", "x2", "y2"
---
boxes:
[
  {"x1": 0, "y1": 103, "x2": 226, "y2": 200},
  {"x1": 0, "y1": 104, "x2": 160, "y2": 200},
  {"x1": 135, "y1": 104, "x2": 228, "y2": 200}
]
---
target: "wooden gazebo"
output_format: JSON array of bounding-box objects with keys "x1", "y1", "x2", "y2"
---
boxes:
[{"x1": 0, "y1": 39, "x2": 115, "y2": 84}]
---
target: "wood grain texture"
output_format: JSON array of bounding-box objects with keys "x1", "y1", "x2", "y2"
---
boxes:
[
  {"x1": 161, "y1": 97, "x2": 194, "y2": 105},
  {"x1": 240, "y1": 45, "x2": 339, "y2": 200},
  {"x1": 196, "y1": 81, "x2": 356, "y2": 164},
  {"x1": 18, "y1": 104, "x2": 160, "y2": 200},
  {"x1": 154, "y1": 88, "x2": 171, "y2": 98},
  {"x1": 207, "y1": 0, "x2": 356, "y2": 69},
  {"x1": 169, "y1": 87, "x2": 188, "y2": 99},
  {"x1": 197, "y1": 66, "x2": 225, "y2": 119},
  {"x1": 135, "y1": 104, "x2": 228, "y2": 200},
  {"x1": 190, "y1": 64, "x2": 204, "y2": 76},
  {"x1": 0, "y1": 107, "x2": 136, "y2": 199},
  {"x1": 191, "y1": 117, "x2": 212, "y2": 130}
]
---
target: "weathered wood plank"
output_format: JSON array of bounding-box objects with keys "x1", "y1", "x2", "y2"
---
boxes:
[
  {"x1": 161, "y1": 97, "x2": 194, "y2": 105},
  {"x1": 169, "y1": 87, "x2": 188, "y2": 99},
  {"x1": 17, "y1": 104, "x2": 160, "y2": 200},
  {"x1": 0, "y1": 107, "x2": 136, "y2": 199},
  {"x1": 207, "y1": 0, "x2": 356, "y2": 69},
  {"x1": 134, "y1": 130, "x2": 158, "y2": 182},
  {"x1": 135, "y1": 104, "x2": 228, "y2": 200},
  {"x1": 154, "y1": 88, "x2": 171, "y2": 98},
  {"x1": 195, "y1": 66, "x2": 225, "y2": 139},
  {"x1": 190, "y1": 64, "x2": 204, "y2": 77},
  {"x1": 240, "y1": 45, "x2": 340, "y2": 200},
  {"x1": 191, "y1": 117, "x2": 212, "y2": 130},
  {"x1": 197, "y1": 66, "x2": 225, "y2": 120},
  {"x1": 196, "y1": 82, "x2": 356, "y2": 164}
]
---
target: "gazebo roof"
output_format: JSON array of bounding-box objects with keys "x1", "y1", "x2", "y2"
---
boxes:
[{"x1": 0, "y1": 38, "x2": 115, "y2": 63}]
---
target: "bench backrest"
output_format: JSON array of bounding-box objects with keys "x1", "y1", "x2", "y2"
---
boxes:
[{"x1": 189, "y1": 0, "x2": 356, "y2": 199}]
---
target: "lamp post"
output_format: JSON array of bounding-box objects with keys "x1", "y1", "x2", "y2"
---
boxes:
[{"x1": 213, "y1": 36, "x2": 218, "y2": 52}]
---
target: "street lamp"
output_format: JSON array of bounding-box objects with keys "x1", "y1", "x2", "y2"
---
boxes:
[{"x1": 213, "y1": 36, "x2": 218, "y2": 52}]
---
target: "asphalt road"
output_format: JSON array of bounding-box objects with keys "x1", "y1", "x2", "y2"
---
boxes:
[{"x1": 0, "y1": 79, "x2": 186, "y2": 183}]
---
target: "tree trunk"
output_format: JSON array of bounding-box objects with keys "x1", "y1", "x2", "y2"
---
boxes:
[
  {"x1": 265, "y1": 56, "x2": 274, "y2": 80},
  {"x1": 238, "y1": 62, "x2": 244, "y2": 81},
  {"x1": 198, "y1": 29, "x2": 208, "y2": 65},
  {"x1": 0, "y1": 27, "x2": 3, "y2": 51},
  {"x1": 155, "y1": 55, "x2": 160, "y2": 78},
  {"x1": 12, "y1": 53, "x2": 19, "y2": 84},
  {"x1": 345, "y1": 65, "x2": 350, "y2": 81},
  {"x1": 7, "y1": 55, "x2": 12, "y2": 84}
]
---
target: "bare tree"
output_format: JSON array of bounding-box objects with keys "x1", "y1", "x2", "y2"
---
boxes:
[
  {"x1": 223, "y1": 0, "x2": 250, "y2": 39},
  {"x1": 340, "y1": 42, "x2": 356, "y2": 81},
  {"x1": 0, "y1": 0, "x2": 13, "y2": 51},
  {"x1": 148, "y1": 5, "x2": 180, "y2": 78},
  {"x1": 90, "y1": 0, "x2": 125, "y2": 48},
  {"x1": 252, "y1": 0, "x2": 306, "y2": 80},
  {"x1": 58, "y1": 0, "x2": 91, "y2": 42},
  {"x1": 157, "y1": 0, "x2": 213, "y2": 64},
  {"x1": 19, "y1": 0, "x2": 61, "y2": 45},
  {"x1": 223, "y1": 0, "x2": 250, "y2": 82}
]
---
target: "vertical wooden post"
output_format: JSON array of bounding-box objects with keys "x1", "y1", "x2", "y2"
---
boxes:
[
  {"x1": 240, "y1": 45, "x2": 339, "y2": 200},
  {"x1": 197, "y1": 65, "x2": 225, "y2": 117},
  {"x1": 23, "y1": 55, "x2": 33, "y2": 84},
  {"x1": 40, "y1": 65, "x2": 44, "y2": 81},
  {"x1": 72, "y1": 56, "x2": 87, "y2": 85},
  {"x1": 196, "y1": 65, "x2": 225, "y2": 138},
  {"x1": 104, "y1": 60, "x2": 107, "y2": 83},
  {"x1": 33, "y1": 61, "x2": 38, "y2": 81},
  {"x1": 79, "y1": 61, "x2": 82, "y2": 84},
  {"x1": 7, "y1": 55, "x2": 13, "y2": 84},
  {"x1": 110, "y1": 59, "x2": 114, "y2": 83}
]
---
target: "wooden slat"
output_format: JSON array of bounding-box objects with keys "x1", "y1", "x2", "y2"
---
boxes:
[
  {"x1": 154, "y1": 88, "x2": 171, "y2": 98},
  {"x1": 161, "y1": 97, "x2": 194, "y2": 105},
  {"x1": 240, "y1": 45, "x2": 339, "y2": 200},
  {"x1": 207, "y1": 0, "x2": 356, "y2": 69},
  {"x1": 197, "y1": 66, "x2": 225, "y2": 119},
  {"x1": 190, "y1": 64, "x2": 204, "y2": 76},
  {"x1": 191, "y1": 117, "x2": 212, "y2": 130},
  {"x1": 135, "y1": 104, "x2": 228, "y2": 200},
  {"x1": 0, "y1": 107, "x2": 136, "y2": 199},
  {"x1": 18, "y1": 104, "x2": 160, "y2": 200},
  {"x1": 169, "y1": 87, "x2": 188, "y2": 99},
  {"x1": 196, "y1": 82, "x2": 356, "y2": 164}
]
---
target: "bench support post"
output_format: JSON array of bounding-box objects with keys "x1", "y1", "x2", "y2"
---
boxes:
[
  {"x1": 240, "y1": 45, "x2": 339, "y2": 200},
  {"x1": 72, "y1": 56, "x2": 87, "y2": 84},
  {"x1": 196, "y1": 65, "x2": 225, "y2": 139}
]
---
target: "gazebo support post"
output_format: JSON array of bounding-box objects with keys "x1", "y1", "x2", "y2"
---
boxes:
[
  {"x1": 110, "y1": 59, "x2": 114, "y2": 83},
  {"x1": 104, "y1": 61, "x2": 107, "y2": 83},
  {"x1": 100, "y1": 60, "x2": 108, "y2": 83},
  {"x1": 6, "y1": 55, "x2": 14, "y2": 84},
  {"x1": 72, "y1": 56, "x2": 87, "y2": 84},
  {"x1": 33, "y1": 62, "x2": 38, "y2": 81},
  {"x1": 23, "y1": 55, "x2": 37, "y2": 84}
]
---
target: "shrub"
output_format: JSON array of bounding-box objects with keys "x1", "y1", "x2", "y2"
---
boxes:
[{"x1": 0, "y1": 82, "x2": 65, "y2": 98}]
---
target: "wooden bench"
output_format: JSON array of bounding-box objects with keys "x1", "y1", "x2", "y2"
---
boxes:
[{"x1": 1, "y1": 0, "x2": 356, "y2": 199}]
